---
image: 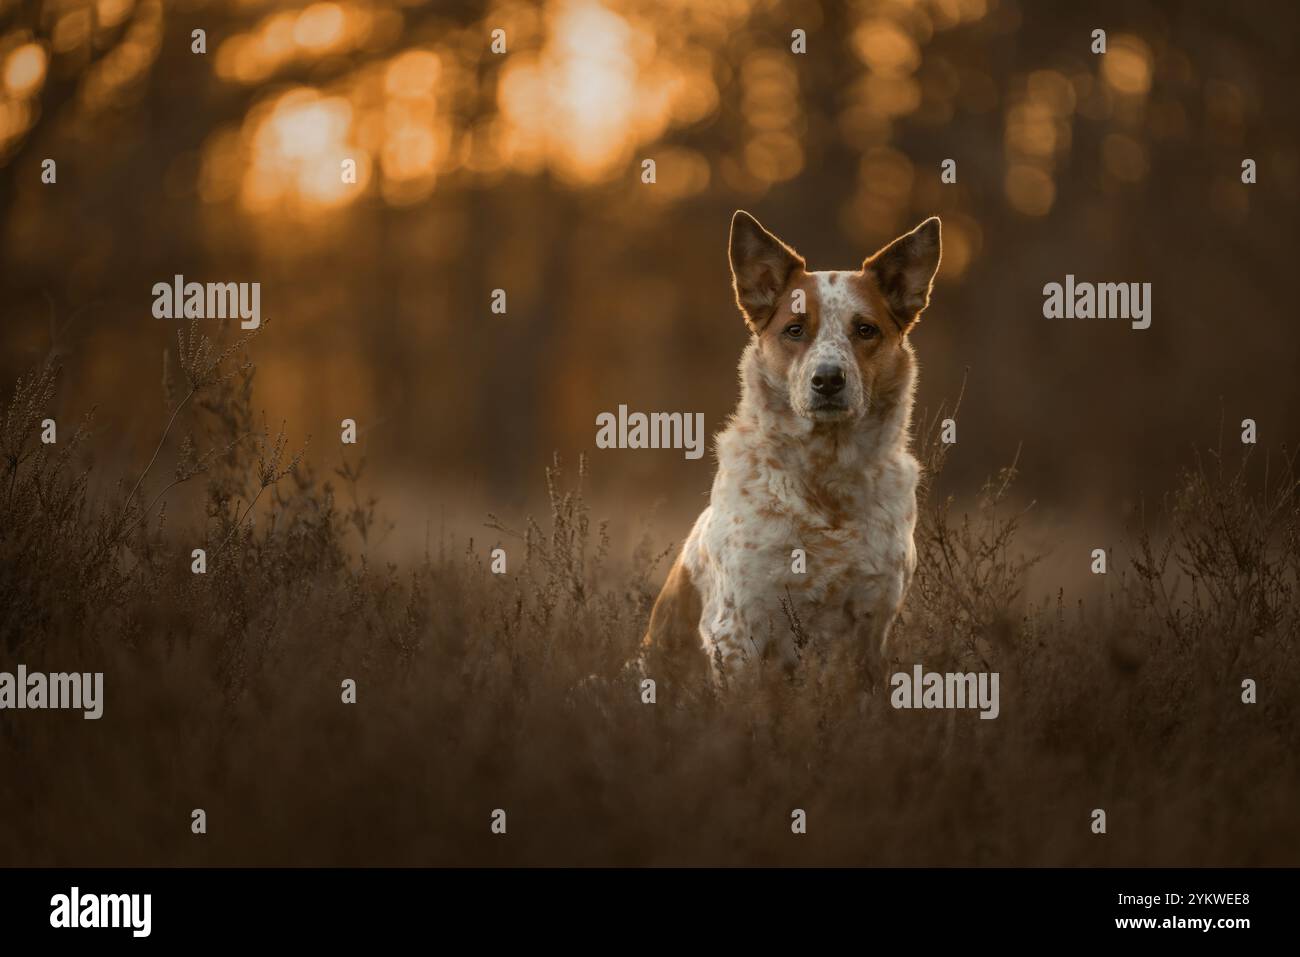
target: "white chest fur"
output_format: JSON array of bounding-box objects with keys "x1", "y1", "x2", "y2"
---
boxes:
[{"x1": 681, "y1": 436, "x2": 919, "y2": 671}]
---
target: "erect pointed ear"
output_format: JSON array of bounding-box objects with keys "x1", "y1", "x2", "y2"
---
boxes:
[
  {"x1": 729, "y1": 210, "x2": 804, "y2": 332},
  {"x1": 864, "y1": 217, "x2": 942, "y2": 330}
]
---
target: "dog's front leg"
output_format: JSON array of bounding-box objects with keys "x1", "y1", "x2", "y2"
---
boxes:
[{"x1": 852, "y1": 596, "x2": 904, "y2": 694}]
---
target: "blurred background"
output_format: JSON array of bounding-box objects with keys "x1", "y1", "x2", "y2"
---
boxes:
[{"x1": 1, "y1": 0, "x2": 1297, "y2": 570}]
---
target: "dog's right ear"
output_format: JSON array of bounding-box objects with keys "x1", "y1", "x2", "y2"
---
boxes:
[{"x1": 729, "y1": 210, "x2": 803, "y2": 332}]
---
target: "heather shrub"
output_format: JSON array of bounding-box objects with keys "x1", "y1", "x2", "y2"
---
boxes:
[{"x1": 0, "y1": 334, "x2": 1296, "y2": 866}]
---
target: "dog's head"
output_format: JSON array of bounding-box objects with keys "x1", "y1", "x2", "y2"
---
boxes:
[{"x1": 729, "y1": 210, "x2": 941, "y2": 424}]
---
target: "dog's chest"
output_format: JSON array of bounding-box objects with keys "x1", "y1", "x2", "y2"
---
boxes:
[{"x1": 691, "y1": 453, "x2": 918, "y2": 632}]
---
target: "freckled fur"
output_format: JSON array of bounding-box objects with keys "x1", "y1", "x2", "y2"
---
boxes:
[{"x1": 644, "y1": 211, "x2": 941, "y2": 685}]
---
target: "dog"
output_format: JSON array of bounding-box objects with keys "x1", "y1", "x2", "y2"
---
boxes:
[{"x1": 643, "y1": 210, "x2": 941, "y2": 686}]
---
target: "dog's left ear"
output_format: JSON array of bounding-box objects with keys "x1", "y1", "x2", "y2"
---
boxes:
[{"x1": 864, "y1": 217, "x2": 942, "y2": 330}]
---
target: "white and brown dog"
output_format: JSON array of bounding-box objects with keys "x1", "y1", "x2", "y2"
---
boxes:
[{"x1": 644, "y1": 210, "x2": 941, "y2": 685}]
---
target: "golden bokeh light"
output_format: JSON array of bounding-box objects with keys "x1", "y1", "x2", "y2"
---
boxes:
[
  {"x1": 641, "y1": 146, "x2": 710, "y2": 203},
  {"x1": 1027, "y1": 70, "x2": 1076, "y2": 117},
  {"x1": 494, "y1": 0, "x2": 736, "y2": 185},
  {"x1": 0, "y1": 0, "x2": 1193, "y2": 285},
  {"x1": 384, "y1": 49, "x2": 442, "y2": 99},
  {"x1": 0, "y1": 98, "x2": 33, "y2": 154},
  {"x1": 738, "y1": 49, "x2": 804, "y2": 186},
  {"x1": 842, "y1": 146, "x2": 915, "y2": 246},
  {"x1": 293, "y1": 2, "x2": 347, "y2": 51},
  {"x1": 95, "y1": 0, "x2": 136, "y2": 30},
  {"x1": 80, "y1": 0, "x2": 163, "y2": 113},
  {"x1": 1006, "y1": 99, "x2": 1060, "y2": 159},
  {"x1": 216, "y1": 2, "x2": 376, "y2": 86},
  {"x1": 852, "y1": 18, "x2": 921, "y2": 77},
  {"x1": 240, "y1": 88, "x2": 363, "y2": 213},
  {"x1": 1101, "y1": 35, "x2": 1153, "y2": 97},
  {"x1": 929, "y1": 0, "x2": 990, "y2": 30},
  {"x1": 1004, "y1": 163, "x2": 1056, "y2": 217},
  {"x1": 206, "y1": 29, "x2": 462, "y2": 215},
  {"x1": 52, "y1": 9, "x2": 94, "y2": 55},
  {"x1": 1001, "y1": 67, "x2": 1078, "y2": 219},
  {"x1": 3, "y1": 43, "x2": 48, "y2": 98},
  {"x1": 500, "y1": 1, "x2": 642, "y2": 183}
]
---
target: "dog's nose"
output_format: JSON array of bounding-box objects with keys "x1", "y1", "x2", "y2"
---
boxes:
[{"x1": 811, "y1": 364, "x2": 846, "y2": 396}]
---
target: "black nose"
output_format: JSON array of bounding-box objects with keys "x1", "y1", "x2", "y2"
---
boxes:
[{"x1": 812, "y1": 364, "x2": 846, "y2": 396}]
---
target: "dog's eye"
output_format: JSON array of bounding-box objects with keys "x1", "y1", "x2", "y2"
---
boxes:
[
  {"x1": 784, "y1": 323, "x2": 804, "y2": 339},
  {"x1": 856, "y1": 322, "x2": 880, "y2": 340}
]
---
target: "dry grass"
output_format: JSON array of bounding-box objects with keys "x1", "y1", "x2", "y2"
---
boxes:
[{"x1": 0, "y1": 333, "x2": 1297, "y2": 866}]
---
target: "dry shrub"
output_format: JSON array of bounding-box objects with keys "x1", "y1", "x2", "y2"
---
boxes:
[{"x1": 0, "y1": 340, "x2": 1296, "y2": 866}]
